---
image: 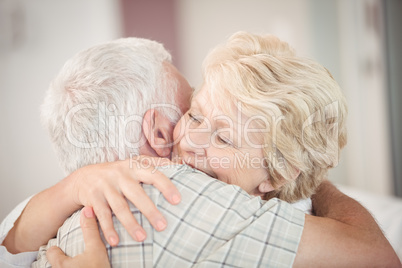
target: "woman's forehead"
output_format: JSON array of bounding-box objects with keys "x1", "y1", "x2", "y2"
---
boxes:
[{"x1": 191, "y1": 88, "x2": 230, "y2": 118}]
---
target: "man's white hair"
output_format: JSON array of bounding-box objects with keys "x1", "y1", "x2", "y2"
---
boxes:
[{"x1": 41, "y1": 38, "x2": 180, "y2": 175}]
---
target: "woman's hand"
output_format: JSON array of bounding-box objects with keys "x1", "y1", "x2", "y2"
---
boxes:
[
  {"x1": 47, "y1": 207, "x2": 110, "y2": 268},
  {"x1": 2, "y1": 156, "x2": 180, "y2": 254},
  {"x1": 69, "y1": 156, "x2": 181, "y2": 246}
]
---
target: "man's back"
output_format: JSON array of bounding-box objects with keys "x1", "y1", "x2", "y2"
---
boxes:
[{"x1": 33, "y1": 165, "x2": 305, "y2": 267}]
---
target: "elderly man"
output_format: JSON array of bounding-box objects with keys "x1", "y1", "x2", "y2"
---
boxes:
[
  {"x1": 0, "y1": 37, "x2": 192, "y2": 266},
  {"x1": 1, "y1": 37, "x2": 400, "y2": 267}
]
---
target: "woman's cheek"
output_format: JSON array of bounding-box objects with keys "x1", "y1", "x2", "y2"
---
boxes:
[
  {"x1": 173, "y1": 116, "x2": 186, "y2": 142},
  {"x1": 206, "y1": 151, "x2": 234, "y2": 183}
]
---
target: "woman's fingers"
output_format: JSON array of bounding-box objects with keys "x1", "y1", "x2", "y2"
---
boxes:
[
  {"x1": 80, "y1": 207, "x2": 107, "y2": 252},
  {"x1": 92, "y1": 200, "x2": 119, "y2": 246},
  {"x1": 72, "y1": 157, "x2": 183, "y2": 247},
  {"x1": 105, "y1": 189, "x2": 147, "y2": 242},
  {"x1": 142, "y1": 169, "x2": 181, "y2": 205},
  {"x1": 47, "y1": 246, "x2": 70, "y2": 267},
  {"x1": 128, "y1": 158, "x2": 182, "y2": 205},
  {"x1": 121, "y1": 183, "x2": 167, "y2": 232}
]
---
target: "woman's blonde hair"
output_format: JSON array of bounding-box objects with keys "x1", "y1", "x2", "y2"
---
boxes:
[{"x1": 202, "y1": 32, "x2": 347, "y2": 202}]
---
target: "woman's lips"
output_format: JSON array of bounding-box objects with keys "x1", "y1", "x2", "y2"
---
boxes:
[{"x1": 182, "y1": 156, "x2": 195, "y2": 169}]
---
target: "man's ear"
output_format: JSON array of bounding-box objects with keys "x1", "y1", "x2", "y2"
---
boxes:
[{"x1": 142, "y1": 109, "x2": 174, "y2": 157}]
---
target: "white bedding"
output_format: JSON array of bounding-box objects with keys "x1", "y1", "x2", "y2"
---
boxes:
[{"x1": 337, "y1": 184, "x2": 402, "y2": 261}]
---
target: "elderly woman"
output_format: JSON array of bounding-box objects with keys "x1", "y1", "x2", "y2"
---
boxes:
[
  {"x1": 171, "y1": 31, "x2": 347, "y2": 203},
  {"x1": 2, "y1": 32, "x2": 398, "y2": 267}
]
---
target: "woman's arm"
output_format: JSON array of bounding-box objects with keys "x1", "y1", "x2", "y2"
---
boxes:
[
  {"x1": 2, "y1": 158, "x2": 181, "y2": 253},
  {"x1": 294, "y1": 180, "x2": 401, "y2": 267},
  {"x1": 2, "y1": 173, "x2": 80, "y2": 254}
]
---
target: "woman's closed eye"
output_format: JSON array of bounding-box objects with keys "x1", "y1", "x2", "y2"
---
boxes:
[
  {"x1": 188, "y1": 112, "x2": 203, "y2": 124},
  {"x1": 216, "y1": 135, "x2": 234, "y2": 147}
]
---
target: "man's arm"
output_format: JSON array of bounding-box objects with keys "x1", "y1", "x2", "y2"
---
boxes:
[{"x1": 293, "y1": 180, "x2": 401, "y2": 267}]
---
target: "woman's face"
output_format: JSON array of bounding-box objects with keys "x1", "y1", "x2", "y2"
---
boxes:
[{"x1": 172, "y1": 85, "x2": 273, "y2": 197}]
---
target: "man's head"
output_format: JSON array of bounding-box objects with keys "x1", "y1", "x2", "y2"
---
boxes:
[{"x1": 41, "y1": 38, "x2": 192, "y2": 175}]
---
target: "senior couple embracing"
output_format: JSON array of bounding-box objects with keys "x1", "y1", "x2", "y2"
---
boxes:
[{"x1": 1, "y1": 32, "x2": 400, "y2": 267}]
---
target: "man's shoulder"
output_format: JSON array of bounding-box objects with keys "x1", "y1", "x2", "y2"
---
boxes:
[
  {"x1": 156, "y1": 164, "x2": 263, "y2": 206},
  {"x1": 152, "y1": 165, "x2": 306, "y2": 267},
  {"x1": 156, "y1": 164, "x2": 254, "y2": 197},
  {"x1": 154, "y1": 164, "x2": 305, "y2": 223}
]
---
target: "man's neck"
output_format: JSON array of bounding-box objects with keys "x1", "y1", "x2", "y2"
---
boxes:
[{"x1": 139, "y1": 141, "x2": 159, "y2": 158}]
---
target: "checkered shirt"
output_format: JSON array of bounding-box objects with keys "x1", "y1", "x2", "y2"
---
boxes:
[{"x1": 32, "y1": 164, "x2": 305, "y2": 268}]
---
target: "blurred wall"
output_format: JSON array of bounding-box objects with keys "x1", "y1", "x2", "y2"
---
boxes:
[
  {"x1": 0, "y1": 0, "x2": 395, "y2": 221},
  {"x1": 120, "y1": 0, "x2": 181, "y2": 67},
  {"x1": 384, "y1": 0, "x2": 402, "y2": 197},
  {"x1": 0, "y1": 0, "x2": 122, "y2": 220},
  {"x1": 337, "y1": 0, "x2": 392, "y2": 194},
  {"x1": 176, "y1": 0, "x2": 314, "y2": 87}
]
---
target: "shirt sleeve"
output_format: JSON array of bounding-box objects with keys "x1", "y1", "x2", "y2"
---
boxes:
[{"x1": 0, "y1": 196, "x2": 39, "y2": 268}]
